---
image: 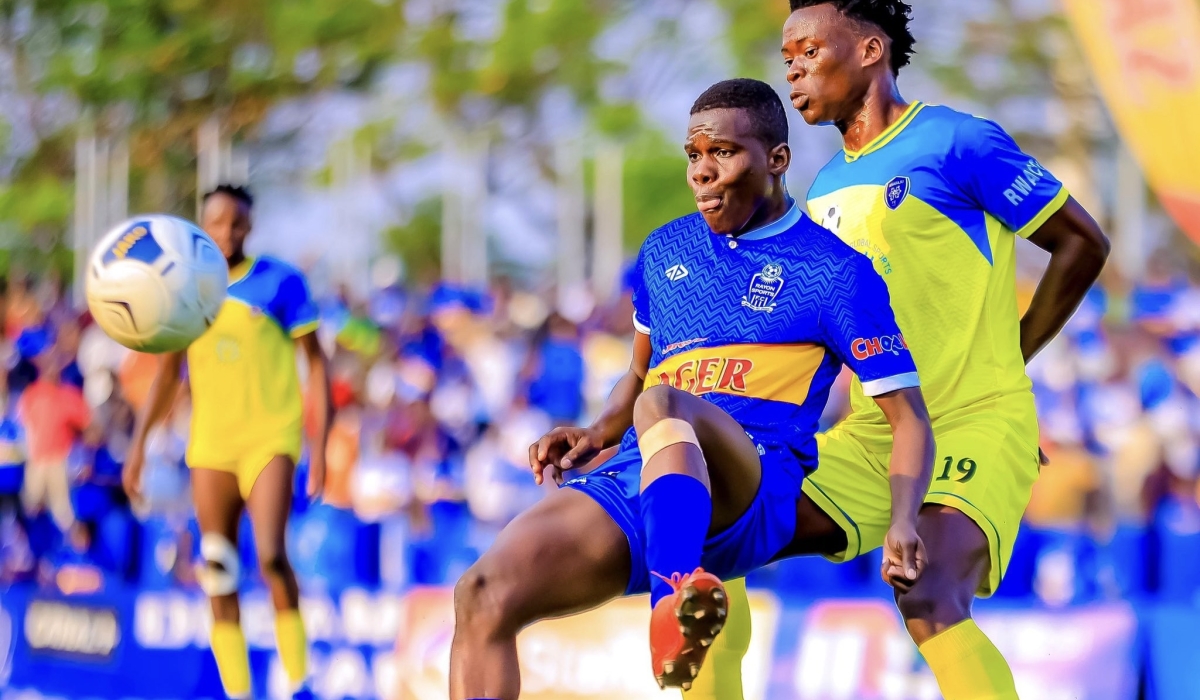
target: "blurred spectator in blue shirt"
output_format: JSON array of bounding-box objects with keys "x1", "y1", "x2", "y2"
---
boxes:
[
  {"x1": 522, "y1": 313, "x2": 585, "y2": 424},
  {"x1": 1131, "y1": 254, "x2": 1199, "y2": 357}
]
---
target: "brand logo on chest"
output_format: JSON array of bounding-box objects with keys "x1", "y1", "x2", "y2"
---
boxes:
[
  {"x1": 742, "y1": 263, "x2": 784, "y2": 313},
  {"x1": 664, "y1": 264, "x2": 689, "y2": 282}
]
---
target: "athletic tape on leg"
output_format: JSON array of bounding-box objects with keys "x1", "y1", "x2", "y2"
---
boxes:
[
  {"x1": 638, "y1": 418, "x2": 703, "y2": 469},
  {"x1": 197, "y1": 533, "x2": 241, "y2": 597}
]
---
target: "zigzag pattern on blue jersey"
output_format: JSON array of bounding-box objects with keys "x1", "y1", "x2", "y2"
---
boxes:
[
  {"x1": 634, "y1": 211, "x2": 884, "y2": 367},
  {"x1": 627, "y1": 209, "x2": 914, "y2": 472}
]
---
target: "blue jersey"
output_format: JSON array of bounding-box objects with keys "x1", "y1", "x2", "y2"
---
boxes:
[{"x1": 628, "y1": 202, "x2": 918, "y2": 475}]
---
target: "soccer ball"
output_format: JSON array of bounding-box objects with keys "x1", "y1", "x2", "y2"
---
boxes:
[{"x1": 86, "y1": 215, "x2": 228, "y2": 353}]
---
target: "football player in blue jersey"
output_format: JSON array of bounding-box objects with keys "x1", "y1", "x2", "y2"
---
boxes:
[
  {"x1": 692, "y1": 4, "x2": 1111, "y2": 700},
  {"x1": 449, "y1": 78, "x2": 936, "y2": 698}
]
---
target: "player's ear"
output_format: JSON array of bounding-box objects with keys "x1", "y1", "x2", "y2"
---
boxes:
[
  {"x1": 768, "y1": 143, "x2": 791, "y2": 177},
  {"x1": 861, "y1": 35, "x2": 886, "y2": 70}
]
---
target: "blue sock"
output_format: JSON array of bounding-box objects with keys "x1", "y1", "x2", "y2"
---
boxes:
[{"x1": 641, "y1": 473, "x2": 712, "y2": 607}]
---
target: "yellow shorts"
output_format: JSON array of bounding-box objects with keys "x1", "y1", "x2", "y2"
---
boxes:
[
  {"x1": 801, "y1": 415, "x2": 1039, "y2": 597},
  {"x1": 188, "y1": 443, "x2": 301, "y2": 500}
]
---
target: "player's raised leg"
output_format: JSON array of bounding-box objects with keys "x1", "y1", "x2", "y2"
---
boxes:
[
  {"x1": 632, "y1": 384, "x2": 765, "y2": 690},
  {"x1": 246, "y1": 455, "x2": 309, "y2": 695},
  {"x1": 192, "y1": 468, "x2": 252, "y2": 700},
  {"x1": 449, "y1": 487, "x2": 631, "y2": 700}
]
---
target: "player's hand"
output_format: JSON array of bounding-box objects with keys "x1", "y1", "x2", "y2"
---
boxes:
[
  {"x1": 307, "y1": 450, "x2": 327, "y2": 501},
  {"x1": 528, "y1": 426, "x2": 605, "y2": 486},
  {"x1": 881, "y1": 520, "x2": 927, "y2": 593},
  {"x1": 122, "y1": 440, "x2": 146, "y2": 508}
]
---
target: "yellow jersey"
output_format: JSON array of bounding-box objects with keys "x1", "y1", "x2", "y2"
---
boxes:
[
  {"x1": 807, "y1": 102, "x2": 1068, "y2": 450},
  {"x1": 186, "y1": 256, "x2": 319, "y2": 466}
]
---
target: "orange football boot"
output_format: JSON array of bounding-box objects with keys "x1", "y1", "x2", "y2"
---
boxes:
[{"x1": 648, "y1": 568, "x2": 729, "y2": 690}]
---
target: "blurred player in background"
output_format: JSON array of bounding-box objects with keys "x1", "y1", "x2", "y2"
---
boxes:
[
  {"x1": 123, "y1": 185, "x2": 331, "y2": 700},
  {"x1": 450, "y1": 79, "x2": 934, "y2": 698},
  {"x1": 692, "y1": 3, "x2": 1111, "y2": 700}
]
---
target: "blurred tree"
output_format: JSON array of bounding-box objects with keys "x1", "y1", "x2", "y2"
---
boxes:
[
  {"x1": 711, "y1": 0, "x2": 792, "y2": 80},
  {"x1": 0, "y1": 0, "x2": 405, "y2": 246}
]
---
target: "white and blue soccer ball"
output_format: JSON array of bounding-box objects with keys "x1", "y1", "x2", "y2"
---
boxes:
[{"x1": 86, "y1": 215, "x2": 228, "y2": 353}]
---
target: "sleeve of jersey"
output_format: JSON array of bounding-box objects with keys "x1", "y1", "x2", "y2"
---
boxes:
[
  {"x1": 952, "y1": 117, "x2": 1069, "y2": 238},
  {"x1": 630, "y1": 245, "x2": 652, "y2": 335},
  {"x1": 277, "y1": 270, "x2": 320, "y2": 338},
  {"x1": 822, "y1": 256, "x2": 920, "y2": 397}
]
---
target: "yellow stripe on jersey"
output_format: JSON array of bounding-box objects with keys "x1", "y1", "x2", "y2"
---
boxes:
[
  {"x1": 644, "y1": 343, "x2": 826, "y2": 407},
  {"x1": 844, "y1": 102, "x2": 926, "y2": 162},
  {"x1": 1014, "y1": 187, "x2": 1069, "y2": 239},
  {"x1": 289, "y1": 319, "x2": 319, "y2": 338}
]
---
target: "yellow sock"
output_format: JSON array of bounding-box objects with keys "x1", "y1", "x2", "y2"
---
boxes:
[
  {"x1": 918, "y1": 619, "x2": 1018, "y2": 700},
  {"x1": 274, "y1": 608, "x2": 309, "y2": 689},
  {"x1": 210, "y1": 621, "x2": 251, "y2": 699},
  {"x1": 684, "y1": 577, "x2": 751, "y2": 700}
]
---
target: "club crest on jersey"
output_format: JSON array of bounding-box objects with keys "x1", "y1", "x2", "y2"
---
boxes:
[
  {"x1": 884, "y1": 176, "x2": 910, "y2": 210},
  {"x1": 742, "y1": 263, "x2": 783, "y2": 313}
]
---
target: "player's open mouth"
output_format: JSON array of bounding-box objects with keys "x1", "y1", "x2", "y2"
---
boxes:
[
  {"x1": 696, "y1": 195, "x2": 722, "y2": 213},
  {"x1": 790, "y1": 92, "x2": 809, "y2": 110}
]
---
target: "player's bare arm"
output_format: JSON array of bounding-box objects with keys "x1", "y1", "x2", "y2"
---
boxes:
[
  {"x1": 122, "y1": 349, "x2": 186, "y2": 505},
  {"x1": 873, "y1": 385, "x2": 934, "y2": 592},
  {"x1": 1020, "y1": 196, "x2": 1111, "y2": 363},
  {"x1": 296, "y1": 331, "x2": 331, "y2": 499},
  {"x1": 529, "y1": 329, "x2": 651, "y2": 484}
]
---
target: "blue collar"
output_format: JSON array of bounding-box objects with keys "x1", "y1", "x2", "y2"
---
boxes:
[{"x1": 737, "y1": 200, "x2": 803, "y2": 241}]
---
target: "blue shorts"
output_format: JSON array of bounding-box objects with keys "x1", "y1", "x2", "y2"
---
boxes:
[{"x1": 564, "y1": 439, "x2": 804, "y2": 595}]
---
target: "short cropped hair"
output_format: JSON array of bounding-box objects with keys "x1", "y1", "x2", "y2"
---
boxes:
[
  {"x1": 789, "y1": 0, "x2": 916, "y2": 75},
  {"x1": 202, "y1": 184, "x2": 254, "y2": 209},
  {"x1": 690, "y1": 78, "x2": 789, "y2": 149}
]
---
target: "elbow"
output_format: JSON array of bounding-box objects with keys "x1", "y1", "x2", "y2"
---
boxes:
[
  {"x1": 1061, "y1": 229, "x2": 1110, "y2": 279},
  {"x1": 1090, "y1": 229, "x2": 1112, "y2": 264}
]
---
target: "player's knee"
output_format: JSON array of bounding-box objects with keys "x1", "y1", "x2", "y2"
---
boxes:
[
  {"x1": 257, "y1": 549, "x2": 292, "y2": 584},
  {"x1": 633, "y1": 384, "x2": 689, "y2": 432},
  {"x1": 198, "y1": 533, "x2": 241, "y2": 598},
  {"x1": 895, "y1": 580, "x2": 971, "y2": 627},
  {"x1": 454, "y1": 562, "x2": 523, "y2": 638}
]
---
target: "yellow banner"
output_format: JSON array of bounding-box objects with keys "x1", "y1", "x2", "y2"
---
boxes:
[
  {"x1": 391, "y1": 587, "x2": 781, "y2": 700},
  {"x1": 1062, "y1": 0, "x2": 1200, "y2": 244}
]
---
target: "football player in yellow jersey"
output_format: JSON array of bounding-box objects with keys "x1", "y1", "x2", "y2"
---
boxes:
[
  {"x1": 689, "y1": 2, "x2": 1111, "y2": 699},
  {"x1": 122, "y1": 185, "x2": 331, "y2": 700}
]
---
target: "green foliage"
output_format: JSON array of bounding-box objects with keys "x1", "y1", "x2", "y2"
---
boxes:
[
  {"x1": 712, "y1": 0, "x2": 792, "y2": 80},
  {"x1": 383, "y1": 196, "x2": 442, "y2": 285},
  {"x1": 622, "y1": 130, "x2": 694, "y2": 249},
  {"x1": 1, "y1": 0, "x2": 405, "y2": 250}
]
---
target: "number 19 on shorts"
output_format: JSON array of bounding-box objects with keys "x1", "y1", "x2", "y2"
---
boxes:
[{"x1": 937, "y1": 456, "x2": 977, "y2": 482}]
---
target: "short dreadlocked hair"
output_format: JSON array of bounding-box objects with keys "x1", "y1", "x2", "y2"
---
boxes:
[
  {"x1": 789, "y1": 0, "x2": 916, "y2": 76},
  {"x1": 202, "y1": 183, "x2": 254, "y2": 209},
  {"x1": 690, "y1": 78, "x2": 790, "y2": 150}
]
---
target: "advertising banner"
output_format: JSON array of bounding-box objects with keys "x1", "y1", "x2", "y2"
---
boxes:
[
  {"x1": 0, "y1": 586, "x2": 1145, "y2": 700},
  {"x1": 769, "y1": 599, "x2": 1138, "y2": 700},
  {"x1": 392, "y1": 587, "x2": 781, "y2": 700}
]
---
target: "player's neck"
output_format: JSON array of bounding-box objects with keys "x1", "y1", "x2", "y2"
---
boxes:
[
  {"x1": 838, "y1": 81, "x2": 909, "y2": 154},
  {"x1": 226, "y1": 252, "x2": 246, "y2": 270},
  {"x1": 732, "y1": 189, "x2": 791, "y2": 238}
]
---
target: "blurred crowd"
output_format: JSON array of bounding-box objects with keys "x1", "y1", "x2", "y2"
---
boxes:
[{"x1": 3, "y1": 251, "x2": 1200, "y2": 607}]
